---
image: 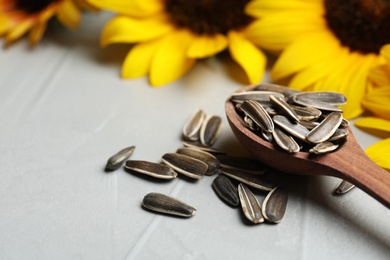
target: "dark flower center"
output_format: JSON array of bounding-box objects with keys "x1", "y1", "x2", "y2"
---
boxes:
[
  {"x1": 164, "y1": 0, "x2": 253, "y2": 35},
  {"x1": 325, "y1": 0, "x2": 390, "y2": 54},
  {"x1": 15, "y1": 0, "x2": 58, "y2": 14}
]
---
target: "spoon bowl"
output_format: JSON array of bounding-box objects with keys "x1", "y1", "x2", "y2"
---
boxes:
[{"x1": 225, "y1": 86, "x2": 390, "y2": 208}]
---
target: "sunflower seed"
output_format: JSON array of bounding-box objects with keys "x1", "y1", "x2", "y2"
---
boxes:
[
  {"x1": 239, "y1": 100, "x2": 274, "y2": 133},
  {"x1": 231, "y1": 91, "x2": 285, "y2": 104},
  {"x1": 212, "y1": 175, "x2": 239, "y2": 207},
  {"x1": 176, "y1": 147, "x2": 220, "y2": 175},
  {"x1": 216, "y1": 155, "x2": 267, "y2": 175},
  {"x1": 273, "y1": 115, "x2": 310, "y2": 141},
  {"x1": 333, "y1": 180, "x2": 355, "y2": 195},
  {"x1": 182, "y1": 109, "x2": 206, "y2": 141},
  {"x1": 162, "y1": 153, "x2": 208, "y2": 179},
  {"x1": 261, "y1": 130, "x2": 273, "y2": 142},
  {"x1": 289, "y1": 104, "x2": 322, "y2": 121},
  {"x1": 253, "y1": 83, "x2": 301, "y2": 97},
  {"x1": 272, "y1": 128, "x2": 300, "y2": 153},
  {"x1": 298, "y1": 120, "x2": 320, "y2": 130},
  {"x1": 262, "y1": 187, "x2": 288, "y2": 224},
  {"x1": 292, "y1": 94, "x2": 343, "y2": 112},
  {"x1": 221, "y1": 167, "x2": 275, "y2": 191},
  {"x1": 244, "y1": 116, "x2": 259, "y2": 131},
  {"x1": 182, "y1": 141, "x2": 226, "y2": 155},
  {"x1": 341, "y1": 118, "x2": 349, "y2": 127},
  {"x1": 309, "y1": 141, "x2": 339, "y2": 154},
  {"x1": 291, "y1": 91, "x2": 347, "y2": 105},
  {"x1": 238, "y1": 183, "x2": 264, "y2": 224},
  {"x1": 328, "y1": 128, "x2": 348, "y2": 142},
  {"x1": 125, "y1": 160, "x2": 177, "y2": 179},
  {"x1": 306, "y1": 112, "x2": 343, "y2": 144},
  {"x1": 200, "y1": 115, "x2": 223, "y2": 146},
  {"x1": 105, "y1": 145, "x2": 136, "y2": 171},
  {"x1": 270, "y1": 95, "x2": 300, "y2": 122},
  {"x1": 142, "y1": 192, "x2": 196, "y2": 217}
]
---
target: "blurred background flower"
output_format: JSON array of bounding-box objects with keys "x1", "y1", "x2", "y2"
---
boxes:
[
  {"x1": 246, "y1": 0, "x2": 390, "y2": 119},
  {"x1": 87, "y1": 0, "x2": 267, "y2": 87},
  {"x1": 0, "y1": 0, "x2": 95, "y2": 46},
  {"x1": 355, "y1": 45, "x2": 390, "y2": 170}
]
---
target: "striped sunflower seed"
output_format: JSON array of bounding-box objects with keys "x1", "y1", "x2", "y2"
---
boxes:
[
  {"x1": 176, "y1": 147, "x2": 220, "y2": 176},
  {"x1": 105, "y1": 145, "x2": 136, "y2": 171},
  {"x1": 238, "y1": 183, "x2": 264, "y2": 224},
  {"x1": 309, "y1": 141, "x2": 339, "y2": 154},
  {"x1": 291, "y1": 91, "x2": 347, "y2": 105},
  {"x1": 262, "y1": 187, "x2": 288, "y2": 224},
  {"x1": 306, "y1": 112, "x2": 343, "y2": 144},
  {"x1": 333, "y1": 180, "x2": 355, "y2": 195},
  {"x1": 273, "y1": 115, "x2": 310, "y2": 141},
  {"x1": 212, "y1": 175, "x2": 239, "y2": 207},
  {"x1": 142, "y1": 192, "x2": 196, "y2": 217},
  {"x1": 244, "y1": 116, "x2": 260, "y2": 131},
  {"x1": 253, "y1": 83, "x2": 301, "y2": 97},
  {"x1": 182, "y1": 109, "x2": 206, "y2": 141},
  {"x1": 200, "y1": 115, "x2": 223, "y2": 146},
  {"x1": 239, "y1": 100, "x2": 274, "y2": 133},
  {"x1": 221, "y1": 167, "x2": 275, "y2": 191},
  {"x1": 162, "y1": 153, "x2": 208, "y2": 179},
  {"x1": 231, "y1": 91, "x2": 285, "y2": 104},
  {"x1": 272, "y1": 128, "x2": 300, "y2": 153},
  {"x1": 292, "y1": 94, "x2": 343, "y2": 112},
  {"x1": 269, "y1": 95, "x2": 300, "y2": 122},
  {"x1": 125, "y1": 160, "x2": 177, "y2": 179},
  {"x1": 328, "y1": 128, "x2": 348, "y2": 142},
  {"x1": 289, "y1": 104, "x2": 322, "y2": 121}
]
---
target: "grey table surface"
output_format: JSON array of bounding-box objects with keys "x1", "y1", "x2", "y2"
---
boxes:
[{"x1": 0, "y1": 12, "x2": 389, "y2": 260}]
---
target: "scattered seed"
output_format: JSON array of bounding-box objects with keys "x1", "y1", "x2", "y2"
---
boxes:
[
  {"x1": 182, "y1": 109, "x2": 206, "y2": 141},
  {"x1": 238, "y1": 183, "x2": 264, "y2": 224},
  {"x1": 262, "y1": 187, "x2": 288, "y2": 224},
  {"x1": 125, "y1": 160, "x2": 177, "y2": 179},
  {"x1": 142, "y1": 192, "x2": 196, "y2": 217},
  {"x1": 334, "y1": 180, "x2": 355, "y2": 195},
  {"x1": 200, "y1": 115, "x2": 223, "y2": 146},
  {"x1": 105, "y1": 145, "x2": 136, "y2": 171},
  {"x1": 176, "y1": 147, "x2": 220, "y2": 176},
  {"x1": 212, "y1": 175, "x2": 239, "y2": 207},
  {"x1": 162, "y1": 153, "x2": 208, "y2": 179}
]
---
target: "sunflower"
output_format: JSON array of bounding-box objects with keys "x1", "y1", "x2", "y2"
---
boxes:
[
  {"x1": 0, "y1": 0, "x2": 95, "y2": 46},
  {"x1": 355, "y1": 45, "x2": 390, "y2": 170},
  {"x1": 87, "y1": 0, "x2": 267, "y2": 87},
  {"x1": 246, "y1": 0, "x2": 390, "y2": 119}
]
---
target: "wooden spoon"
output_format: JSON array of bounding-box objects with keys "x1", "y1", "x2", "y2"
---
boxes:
[{"x1": 225, "y1": 86, "x2": 390, "y2": 208}]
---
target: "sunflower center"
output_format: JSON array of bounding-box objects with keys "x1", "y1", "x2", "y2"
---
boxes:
[
  {"x1": 164, "y1": 0, "x2": 253, "y2": 35},
  {"x1": 15, "y1": 0, "x2": 58, "y2": 14},
  {"x1": 325, "y1": 0, "x2": 390, "y2": 54}
]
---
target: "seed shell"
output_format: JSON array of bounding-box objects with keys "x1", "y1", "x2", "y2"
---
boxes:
[
  {"x1": 328, "y1": 128, "x2": 348, "y2": 142},
  {"x1": 262, "y1": 187, "x2": 288, "y2": 223},
  {"x1": 272, "y1": 128, "x2": 300, "y2": 153},
  {"x1": 269, "y1": 95, "x2": 300, "y2": 122},
  {"x1": 239, "y1": 100, "x2": 274, "y2": 133},
  {"x1": 221, "y1": 168, "x2": 275, "y2": 191},
  {"x1": 306, "y1": 112, "x2": 343, "y2": 144},
  {"x1": 289, "y1": 104, "x2": 322, "y2": 121},
  {"x1": 309, "y1": 141, "x2": 339, "y2": 154},
  {"x1": 333, "y1": 180, "x2": 355, "y2": 195},
  {"x1": 291, "y1": 91, "x2": 347, "y2": 105},
  {"x1": 125, "y1": 160, "x2": 177, "y2": 179},
  {"x1": 292, "y1": 94, "x2": 342, "y2": 112},
  {"x1": 105, "y1": 145, "x2": 136, "y2": 171},
  {"x1": 273, "y1": 115, "x2": 310, "y2": 141},
  {"x1": 212, "y1": 175, "x2": 239, "y2": 207},
  {"x1": 200, "y1": 115, "x2": 223, "y2": 146},
  {"x1": 182, "y1": 109, "x2": 206, "y2": 141},
  {"x1": 238, "y1": 183, "x2": 264, "y2": 224},
  {"x1": 162, "y1": 153, "x2": 208, "y2": 179},
  {"x1": 142, "y1": 192, "x2": 196, "y2": 217},
  {"x1": 231, "y1": 91, "x2": 285, "y2": 104},
  {"x1": 176, "y1": 147, "x2": 220, "y2": 175},
  {"x1": 253, "y1": 83, "x2": 301, "y2": 97}
]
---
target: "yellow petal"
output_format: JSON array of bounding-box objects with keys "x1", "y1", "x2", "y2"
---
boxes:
[
  {"x1": 121, "y1": 40, "x2": 161, "y2": 79},
  {"x1": 101, "y1": 15, "x2": 173, "y2": 47},
  {"x1": 355, "y1": 117, "x2": 390, "y2": 134},
  {"x1": 87, "y1": 0, "x2": 163, "y2": 17},
  {"x1": 150, "y1": 30, "x2": 195, "y2": 86},
  {"x1": 363, "y1": 85, "x2": 390, "y2": 120},
  {"x1": 228, "y1": 31, "x2": 266, "y2": 84},
  {"x1": 369, "y1": 64, "x2": 390, "y2": 87},
  {"x1": 187, "y1": 34, "x2": 228, "y2": 58},
  {"x1": 0, "y1": 15, "x2": 10, "y2": 36},
  {"x1": 246, "y1": 0, "x2": 322, "y2": 16},
  {"x1": 56, "y1": 0, "x2": 81, "y2": 29},
  {"x1": 271, "y1": 31, "x2": 340, "y2": 80},
  {"x1": 381, "y1": 44, "x2": 390, "y2": 63},
  {"x1": 365, "y1": 138, "x2": 390, "y2": 171},
  {"x1": 5, "y1": 19, "x2": 32, "y2": 44},
  {"x1": 29, "y1": 22, "x2": 47, "y2": 46}
]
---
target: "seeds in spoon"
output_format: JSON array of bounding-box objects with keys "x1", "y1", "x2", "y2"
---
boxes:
[
  {"x1": 239, "y1": 100, "x2": 274, "y2": 133},
  {"x1": 306, "y1": 112, "x2": 343, "y2": 144}
]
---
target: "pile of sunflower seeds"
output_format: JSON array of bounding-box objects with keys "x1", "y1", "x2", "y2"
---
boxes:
[
  {"x1": 104, "y1": 85, "x2": 354, "y2": 222},
  {"x1": 231, "y1": 83, "x2": 349, "y2": 155}
]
